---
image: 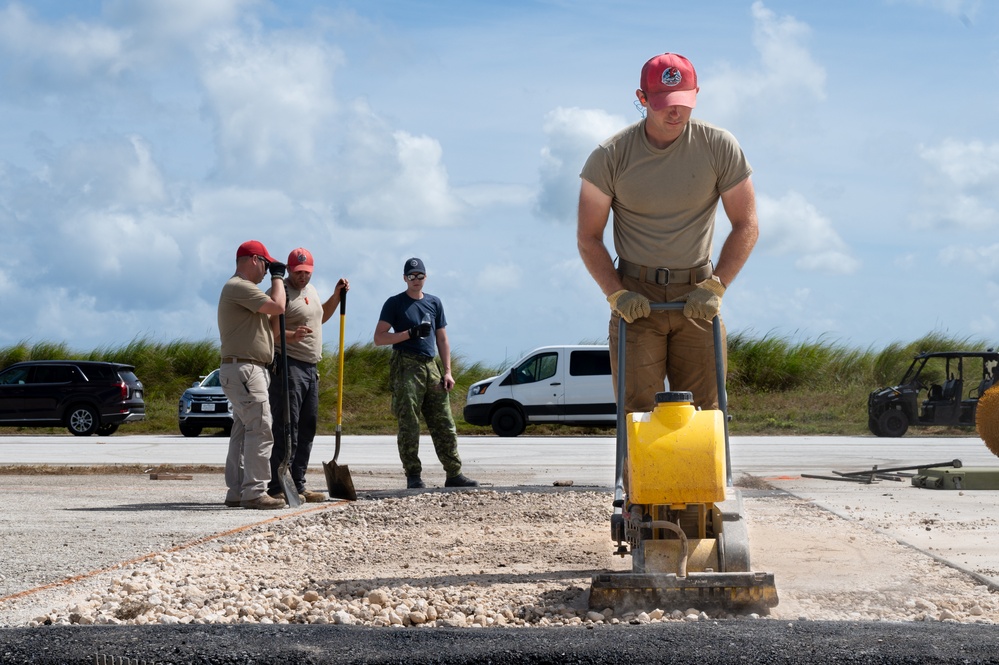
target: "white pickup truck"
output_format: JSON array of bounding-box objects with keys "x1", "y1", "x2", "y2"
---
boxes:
[{"x1": 462, "y1": 345, "x2": 615, "y2": 436}]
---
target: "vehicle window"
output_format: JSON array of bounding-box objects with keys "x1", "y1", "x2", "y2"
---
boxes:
[
  {"x1": 202, "y1": 370, "x2": 221, "y2": 388},
  {"x1": 569, "y1": 350, "x2": 611, "y2": 377},
  {"x1": 0, "y1": 367, "x2": 30, "y2": 385},
  {"x1": 30, "y1": 365, "x2": 76, "y2": 383},
  {"x1": 87, "y1": 365, "x2": 115, "y2": 381},
  {"x1": 118, "y1": 370, "x2": 139, "y2": 384},
  {"x1": 514, "y1": 353, "x2": 558, "y2": 384}
]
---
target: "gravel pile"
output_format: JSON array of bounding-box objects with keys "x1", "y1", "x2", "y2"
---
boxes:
[{"x1": 21, "y1": 490, "x2": 999, "y2": 628}]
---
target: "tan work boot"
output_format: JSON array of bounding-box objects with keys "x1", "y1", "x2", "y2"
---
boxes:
[
  {"x1": 241, "y1": 494, "x2": 286, "y2": 510},
  {"x1": 302, "y1": 490, "x2": 326, "y2": 503}
]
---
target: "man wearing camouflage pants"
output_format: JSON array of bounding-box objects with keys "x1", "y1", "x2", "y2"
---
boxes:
[{"x1": 374, "y1": 257, "x2": 478, "y2": 490}]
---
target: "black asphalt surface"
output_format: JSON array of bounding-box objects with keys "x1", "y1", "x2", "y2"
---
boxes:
[{"x1": 2, "y1": 621, "x2": 999, "y2": 664}]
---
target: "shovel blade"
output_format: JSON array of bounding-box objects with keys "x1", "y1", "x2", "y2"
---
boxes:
[
  {"x1": 278, "y1": 463, "x2": 302, "y2": 507},
  {"x1": 323, "y1": 459, "x2": 357, "y2": 501}
]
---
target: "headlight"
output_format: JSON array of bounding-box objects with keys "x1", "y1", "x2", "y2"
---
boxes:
[{"x1": 469, "y1": 383, "x2": 489, "y2": 397}]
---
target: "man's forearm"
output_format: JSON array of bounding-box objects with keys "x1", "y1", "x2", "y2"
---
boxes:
[{"x1": 578, "y1": 235, "x2": 624, "y2": 297}]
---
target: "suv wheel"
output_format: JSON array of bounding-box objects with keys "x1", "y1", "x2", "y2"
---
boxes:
[
  {"x1": 491, "y1": 406, "x2": 526, "y2": 437},
  {"x1": 180, "y1": 422, "x2": 202, "y2": 438},
  {"x1": 66, "y1": 404, "x2": 99, "y2": 436},
  {"x1": 97, "y1": 423, "x2": 120, "y2": 436}
]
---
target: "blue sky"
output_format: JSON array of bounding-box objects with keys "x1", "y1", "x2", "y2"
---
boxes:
[{"x1": 1, "y1": 0, "x2": 997, "y2": 369}]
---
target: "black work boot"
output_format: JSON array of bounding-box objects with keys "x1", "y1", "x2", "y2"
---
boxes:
[
  {"x1": 444, "y1": 473, "x2": 479, "y2": 488},
  {"x1": 406, "y1": 475, "x2": 426, "y2": 489}
]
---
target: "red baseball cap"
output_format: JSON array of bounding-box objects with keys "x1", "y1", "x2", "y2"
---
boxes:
[
  {"x1": 236, "y1": 240, "x2": 276, "y2": 263},
  {"x1": 640, "y1": 53, "x2": 698, "y2": 110},
  {"x1": 287, "y1": 247, "x2": 314, "y2": 273}
]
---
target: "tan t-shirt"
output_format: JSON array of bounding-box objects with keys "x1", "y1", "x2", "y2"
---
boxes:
[
  {"x1": 217, "y1": 275, "x2": 274, "y2": 363},
  {"x1": 580, "y1": 118, "x2": 752, "y2": 268},
  {"x1": 269, "y1": 281, "x2": 324, "y2": 364}
]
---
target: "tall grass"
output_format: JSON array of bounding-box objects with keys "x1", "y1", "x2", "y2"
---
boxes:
[{"x1": 1, "y1": 332, "x2": 995, "y2": 436}]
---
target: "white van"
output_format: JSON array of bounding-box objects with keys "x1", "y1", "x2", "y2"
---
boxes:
[{"x1": 462, "y1": 345, "x2": 615, "y2": 436}]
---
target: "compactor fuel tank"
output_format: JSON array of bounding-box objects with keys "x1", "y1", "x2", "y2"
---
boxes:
[{"x1": 628, "y1": 392, "x2": 726, "y2": 506}]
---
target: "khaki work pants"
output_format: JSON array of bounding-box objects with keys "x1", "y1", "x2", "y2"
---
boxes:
[{"x1": 608, "y1": 273, "x2": 727, "y2": 415}]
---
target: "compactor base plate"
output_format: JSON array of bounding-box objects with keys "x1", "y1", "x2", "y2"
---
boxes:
[{"x1": 589, "y1": 571, "x2": 778, "y2": 613}]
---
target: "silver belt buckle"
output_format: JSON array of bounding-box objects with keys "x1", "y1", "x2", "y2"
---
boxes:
[{"x1": 654, "y1": 268, "x2": 670, "y2": 285}]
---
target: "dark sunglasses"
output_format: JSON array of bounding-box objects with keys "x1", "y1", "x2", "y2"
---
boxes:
[{"x1": 406, "y1": 273, "x2": 426, "y2": 282}]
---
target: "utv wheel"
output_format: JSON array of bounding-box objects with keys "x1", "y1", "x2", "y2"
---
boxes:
[
  {"x1": 491, "y1": 406, "x2": 526, "y2": 437},
  {"x1": 877, "y1": 409, "x2": 909, "y2": 437},
  {"x1": 180, "y1": 422, "x2": 202, "y2": 438},
  {"x1": 66, "y1": 405, "x2": 99, "y2": 436},
  {"x1": 97, "y1": 423, "x2": 120, "y2": 436},
  {"x1": 868, "y1": 416, "x2": 882, "y2": 437}
]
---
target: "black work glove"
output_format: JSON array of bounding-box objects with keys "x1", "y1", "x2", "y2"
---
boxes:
[
  {"x1": 268, "y1": 261, "x2": 287, "y2": 278},
  {"x1": 408, "y1": 322, "x2": 432, "y2": 339}
]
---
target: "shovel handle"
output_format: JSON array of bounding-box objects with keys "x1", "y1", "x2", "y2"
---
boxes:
[{"x1": 336, "y1": 290, "x2": 346, "y2": 427}]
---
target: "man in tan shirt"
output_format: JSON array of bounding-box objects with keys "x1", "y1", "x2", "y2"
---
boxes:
[
  {"x1": 267, "y1": 247, "x2": 349, "y2": 503},
  {"x1": 578, "y1": 52, "x2": 759, "y2": 414},
  {"x1": 218, "y1": 240, "x2": 287, "y2": 510}
]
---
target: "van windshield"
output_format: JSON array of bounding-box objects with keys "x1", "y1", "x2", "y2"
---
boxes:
[{"x1": 514, "y1": 352, "x2": 557, "y2": 384}]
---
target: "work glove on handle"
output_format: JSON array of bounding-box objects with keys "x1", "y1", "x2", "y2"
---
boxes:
[
  {"x1": 679, "y1": 277, "x2": 726, "y2": 320},
  {"x1": 607, "y1": 290, "x2": 651, "y2": 324},
  {"x1": 268, "y1": 261, "x2": 287, "y2": 278},
  {"x1": 408, "y1": 322, "x2": 432, "y2": 339}
]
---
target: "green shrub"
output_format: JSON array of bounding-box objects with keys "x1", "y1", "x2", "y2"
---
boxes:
[{"x1": 0, "y1": 331, "x2": 995, "y2": 436}]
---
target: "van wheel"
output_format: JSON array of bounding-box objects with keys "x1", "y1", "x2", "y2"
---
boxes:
[
  {"x1": 491, "y1": 406, "x2": 525, "y2": 437},
  {"x1": 878, "y1": 409, "x2": 908, "y2": 437}
]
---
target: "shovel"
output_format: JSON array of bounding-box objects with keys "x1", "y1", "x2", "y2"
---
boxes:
[
  {"x1": 323, "y1": 290, "x2": 357, "y2": 501},
  {"x1": 277, "y1": 312, "x2": 303, "y2": 508}
]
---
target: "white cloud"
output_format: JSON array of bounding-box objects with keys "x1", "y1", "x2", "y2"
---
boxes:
[
  {"x1": 913, "y1": 139, "x2": 999, "y2": 229},
  {"x1": 0, "y1": 3, "x2": 126, "y2": 85},
  {"x1": 757, "y1": 191, "x2": 860, "y2": 274},
  {"x1": 888, "y1": 0, "x2": 982, "y2": 21},
  {"x1": 199, "y1": 30, "x2": 341, "y2": 185},
  {"x1": 475, "y1": 263, "x2": 523, "y2": 293},
  {"x1": 938, "y1": 243, "x2": 999, "y2": 279},
  {"x1": 337, "y1": 101, "x2": 466, "y2": 228},
  {"x1": 105, "y1": 0, "x2": 252, "y2": 41},
  {"x1": 536, "y1": 106, "x2": 628, "y2": 223},
  {"x1": 703, "y1": 1, "x2": 825, "y2": 123}
]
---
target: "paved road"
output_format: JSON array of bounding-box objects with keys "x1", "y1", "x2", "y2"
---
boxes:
[
  {"x1": 3, "y1": 432, "x2": 997, "y2": 480},
  {"x1": 3, "y1": 433, "x2": 999, "y2": 664}
]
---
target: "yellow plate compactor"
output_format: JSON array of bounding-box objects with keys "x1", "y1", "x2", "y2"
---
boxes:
[{"x1": 589, "y1": 303, "x2": 778, "y2": 613}]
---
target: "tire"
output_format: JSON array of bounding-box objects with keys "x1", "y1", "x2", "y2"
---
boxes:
[
  {"x1": 96, "y1": 423, "x2": 119, "y2": 436},
  {"x1": 66, "y1": 404, "x2": 99, "y2": 436},
  {"x1": 491, "y1": 406, "x2": 526, "y2": 437},
  {"x1": 180, "y1": 422, "x2": 202, "y2": 438},
  {"x1": 868, "y1": 416, "x2": 882, "y2": 437},
  {"x1": 877, "y1": 409, "x2": 909, "y2": 438}
]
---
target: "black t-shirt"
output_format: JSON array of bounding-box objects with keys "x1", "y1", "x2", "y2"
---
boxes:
[{"x1": 378, "y1": 292, "x2": 447, "y2": 357}]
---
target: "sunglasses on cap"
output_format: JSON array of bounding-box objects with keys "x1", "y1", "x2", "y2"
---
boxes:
[{"x1": 406, "y1": 273, "x2": 426, "y2": 282}]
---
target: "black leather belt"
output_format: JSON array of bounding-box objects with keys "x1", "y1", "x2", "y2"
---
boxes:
[{"x1": 617, "y1": 258, "x2": 712, "y2": 285}]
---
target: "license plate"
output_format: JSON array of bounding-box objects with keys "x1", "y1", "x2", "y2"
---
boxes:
[{"x1": 201, "y1": 403, "x2": 216, "y2": 412}]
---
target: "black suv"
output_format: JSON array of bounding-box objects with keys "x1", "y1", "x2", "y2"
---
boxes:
[{"x1": 0, "y1": 360, "x2": 145, "y2": 436}]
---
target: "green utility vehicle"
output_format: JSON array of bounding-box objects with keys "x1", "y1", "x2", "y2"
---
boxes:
[{"x1": 868, "y1": 350, "x2": 999, "y2": 437}]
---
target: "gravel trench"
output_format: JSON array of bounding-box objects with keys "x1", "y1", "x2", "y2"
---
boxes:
[{"x1": 11, "y1": 488, "x2": 999, "y2": 630}]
